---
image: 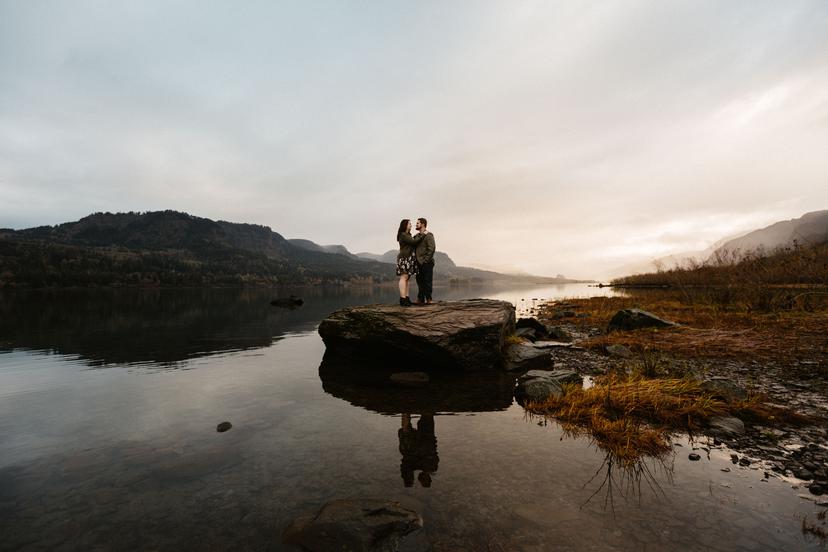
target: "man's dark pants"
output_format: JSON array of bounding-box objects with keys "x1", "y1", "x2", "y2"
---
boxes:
[{"x1": 416, "y1": 261, "x2": 434, "y2": 302}]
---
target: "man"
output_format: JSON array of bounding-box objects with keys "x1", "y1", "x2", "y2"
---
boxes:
[{"x1": 414, "y1": 217, "x2": 436, "y2": 304}]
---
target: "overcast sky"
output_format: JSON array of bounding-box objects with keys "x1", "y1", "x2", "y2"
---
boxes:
[{"x1": 1, "y1": 1, "x2": 827, "y2": 278}]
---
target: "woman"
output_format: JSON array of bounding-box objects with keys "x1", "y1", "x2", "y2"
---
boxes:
[{"x1": 396, "y1": 219, "x2": 424, "y2": 306}]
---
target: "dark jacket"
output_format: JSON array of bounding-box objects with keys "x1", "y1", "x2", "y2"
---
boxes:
[
  {"x1": 397, "y1": 232, "x2": 424, "y2": 260},
  {"x1": 415, "y1": 232, "x2": 436, "y2": 265}
]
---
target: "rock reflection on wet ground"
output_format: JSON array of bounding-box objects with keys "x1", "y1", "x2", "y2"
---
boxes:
[{"x1": 0, "y1": 287, "x2": 826, "y2": 551}]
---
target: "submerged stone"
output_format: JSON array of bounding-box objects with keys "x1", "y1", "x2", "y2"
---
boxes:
[
  {"x1": 282, "y1": 498, "x2": 422, "y2": 552},
  {"x1": 216, "y1": 421, "x2": 232, "y2": 433},
  {"x1": 270, "y1": 295, "x2": 304, "y2": 308}
]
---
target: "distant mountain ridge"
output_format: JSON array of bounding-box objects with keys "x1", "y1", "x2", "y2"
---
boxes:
[
  {"x1": 0, "y1": 210, "x2": 582, "y2": 288},
  {"x1": 713, "y1": 210, "x2": 828, "y2": 257},
  {"x1": 287, "y1": 239, "x2": 358, "y2": 259},
  {"x1": 607, "y1": 209, "x2": 828, "y2": 279},
  {"x1": 354, "y1": 249, "x2": 457, "y2": 268},
  {"x1": 0, "y1": 210, "x2": 393, "y2": 287},
  {"x1": 290, "y1": 237, "x2": 582, "y2": 284},
  {"x1": 14, "y1": 211, "x2": 293, "y2": 258}
]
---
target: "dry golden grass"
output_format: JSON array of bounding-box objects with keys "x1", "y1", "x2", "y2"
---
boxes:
[
  {"x1": 504, "y1": 334, "x2": 526, "y2": 346},
  {"x1": 524, "y1": 374, "x2": 802, "y2": 465},
  {"x1": 613, "y1": 241, "x2": 828, "y2": 288},
  {"x1": 539, "y1": 294, "x2": 828, "y2": 363}
]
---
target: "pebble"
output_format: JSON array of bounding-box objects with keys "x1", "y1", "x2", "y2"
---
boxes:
[
  {"x1": 721, "y1": 468, "x2": 731, "y2": 472},
  {"x1": 689, "y1": 453, "x2": 701, "y2": 461},
  {"x1": 216, "y1": 421, "x2": 232, "y2": 433}
]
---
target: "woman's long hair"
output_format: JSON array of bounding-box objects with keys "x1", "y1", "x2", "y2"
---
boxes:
[{"x1": 397, "y1": 219, "x2": 410, "y2": 241}]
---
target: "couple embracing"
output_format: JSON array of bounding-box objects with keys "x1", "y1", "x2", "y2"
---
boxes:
[{"x1": 396, "y1": 217, "x2": 436, "y2": 307}]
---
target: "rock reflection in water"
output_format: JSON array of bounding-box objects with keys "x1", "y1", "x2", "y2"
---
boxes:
[
  {"x1": 318, "y1": 351, "x2": 516, "y2": 415},
  {"x1": 319, "y1": 351, "x2": 517, "y2": 490}
]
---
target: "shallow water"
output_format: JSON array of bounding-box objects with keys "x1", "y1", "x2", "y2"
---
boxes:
[{"x1": 0, "y1": 285, "x2": 824, "y2": 551}]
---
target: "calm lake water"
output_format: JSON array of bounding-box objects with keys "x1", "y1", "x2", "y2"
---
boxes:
[{"x1": 0, "y1": 285, "x2": 824, "y2": 551}]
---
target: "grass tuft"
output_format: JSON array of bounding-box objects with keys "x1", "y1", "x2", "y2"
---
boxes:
[
  {"x1": 505, "y1": 334, "x2": 526, "y2": 346},
  {"x1": 524, "y1": 373, "x2": 804, "y2": 466}
]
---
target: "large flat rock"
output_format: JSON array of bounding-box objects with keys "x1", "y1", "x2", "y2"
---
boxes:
[{"x1": 318, "y1": 299, "x2": 516, "y2": 371}]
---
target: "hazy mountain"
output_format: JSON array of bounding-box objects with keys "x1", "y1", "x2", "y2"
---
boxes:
[
  {"x1": 354, "y1": 251, "x2": 385, "y2": 262},
  {"x1": 604, "y1": 235, "x2": 743, "y2": 279},
  {"x1": 355, "y1": 249, "x2": 457, "y2": 268},
  {"x1": 604, "y1": 209, "x2": 828, "y2": 280},
  {"x1": 288, "y1": 239, "x2": 358, "y2": 259},
  {"x1": 713, "y1": 210, "x2": 828, "y2": 258},
  {"x1": 0, "y1": 210, "x2": 587, "y2": 288},
  {"x1": 352, "y1": 249, "x2": 588, "y2": 285}
]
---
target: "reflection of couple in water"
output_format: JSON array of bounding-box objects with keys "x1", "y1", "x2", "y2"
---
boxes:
[
  {"x1": 399, "y1": 414, "x2": 439, "y2": 488},
  {"x1": 396, "y1": 217, "x2": 436, "y2": 307}
]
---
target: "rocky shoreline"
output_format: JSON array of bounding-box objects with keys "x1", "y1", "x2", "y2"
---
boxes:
[{"x1": 524, "y1": 303, "x2": 828, "y2": 501}]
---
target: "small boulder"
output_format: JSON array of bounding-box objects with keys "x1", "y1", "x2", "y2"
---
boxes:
[
  {"x1": 700, "y1": 377, "x2": 748, "y2": 403},
  {"x1": 516, "y1": 317, "x2": 549, "y2": 336},
  {"x1": 707, "y1": 416, "x2": 745, "y2": 437},
  {"x1": 515, "y1": 369, "x2": 582, "y2": 405},
  {"x1": 532, "y1": 369, "x2": 583, "y2": 386},
  {"x1": 607, "y1": 309, "x2": 676, "y2": 332},
  {"x1": 216, "y1": 421, "x2": 232, "y2": 433},
  {"x1": 515, "y1": 327, "x2": 539, "y2": 341},
  {"x1": 544, "y1": 326, "x2": 572, "y2": 341},
  {"x1": 605, "y1": 344, "x2": 634, "y2": 359},
  {"x1": 390, "y1": 372, "x2": 430, "y2": 387},
  {"x1": 552, "y1": 310, "x2": 577, "y2": 319},
  {"x1": 505, "y1": 344, "x2": 553, "y2": 372},
  {"x1": 282, "y1": 498, "x2": 423, "y2": 552}
]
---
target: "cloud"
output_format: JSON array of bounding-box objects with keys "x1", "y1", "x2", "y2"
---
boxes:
[{"x1": 1, "y1": 0, "x2": 827, "y2": 276}]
